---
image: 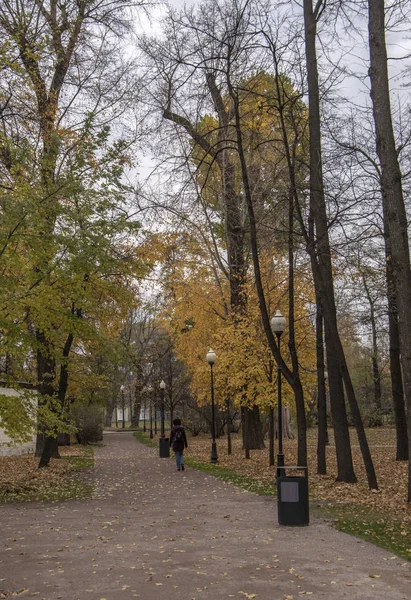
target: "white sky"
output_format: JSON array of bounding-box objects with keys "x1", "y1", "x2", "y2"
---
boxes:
[{"x1": 134, "y1": 1, "x2": 411, "y2": 185}]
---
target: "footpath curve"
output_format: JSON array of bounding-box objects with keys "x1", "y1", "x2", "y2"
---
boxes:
[{"x1": 0, "y1": 431, "x2": 410, "y2": 600}]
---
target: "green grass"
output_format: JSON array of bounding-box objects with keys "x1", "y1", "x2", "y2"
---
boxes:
[
  {"x1": 61, "y1": 444, "x2": 94, "y2": 472},
  {"x1": 133, "y1": 430, "x2": 158, "y2": 448},
  {"x1": 185, "y1": 456, "x2": 275, "y2": 496},
  {"x1": 312, "y1": 503, "x2": 411, "y2": 561}
]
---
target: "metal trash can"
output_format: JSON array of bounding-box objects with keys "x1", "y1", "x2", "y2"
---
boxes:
[
  {"x1": 277, "y1": 466, "x2": 309, "y2": 526},
  {"x1": 159, "y1": 437, "x2": 170, "y2": 458}
]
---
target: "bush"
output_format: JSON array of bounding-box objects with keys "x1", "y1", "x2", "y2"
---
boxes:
[
  {"x1": 72, "y1": 404, "x2": 104, "y2": 445},
  {"x1": 184, "y1": 420, "x2": 206, "y2": 437}
]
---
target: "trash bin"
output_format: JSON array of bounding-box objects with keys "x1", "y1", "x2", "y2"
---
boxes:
[
  {"x1": 159, "y1": 437, "x2": 170, "y2": 458},
  {"x1": 277, "y1": 466, "x2": 309, "y2": 526}
]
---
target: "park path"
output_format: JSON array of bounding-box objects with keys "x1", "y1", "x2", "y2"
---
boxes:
[{"x1": 0, "y1": 432, "x2": 410, "y2": 600}]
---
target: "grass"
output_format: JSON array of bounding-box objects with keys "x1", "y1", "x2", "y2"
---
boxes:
[
  {"x1": 185, "y1": 456, "x2": 276, "y2": 495},
  {"x1": 61, "y1": 444, "x2": 94, "y2": 471},
  {"x1": 313, "y1": 502, "x2": 411, "y2": 561},
  {"x1": 133, "y1": 430, "x2": 158, "y2": 448},
  {"x1": 0, "y1": 446, "x2": 95, "y2": 504},
  {"x1": 25, "y1": 477, "x2": 94, "y2": 503}
]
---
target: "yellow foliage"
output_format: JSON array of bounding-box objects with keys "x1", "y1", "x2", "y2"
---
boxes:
[{"x1": 161, "y1": 236, "x2": 316, "y2": 415}]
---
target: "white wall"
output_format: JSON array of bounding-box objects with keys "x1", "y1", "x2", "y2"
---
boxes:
[{"x1": 0, "y1": 387, "x2": 37, "y2": 457}]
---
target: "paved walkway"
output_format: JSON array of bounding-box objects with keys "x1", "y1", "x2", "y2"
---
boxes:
[{"x1": 0, "y1": 432, "x2": 410, "y2": 600}]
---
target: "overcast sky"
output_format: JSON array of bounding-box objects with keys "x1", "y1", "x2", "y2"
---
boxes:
[{"x1": 135, "y1": 1, "x2": 410, "y2": 184}]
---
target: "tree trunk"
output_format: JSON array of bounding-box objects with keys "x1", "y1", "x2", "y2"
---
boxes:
[
  {"x1": 316, "y1": 299, "x2": 327, "y2": 474},
  {"x1": 384, "y1": 184, "x2": 408, "y2": 459},
  {"x1": 38, "y1": 436, "x2": 57, "y2": 467},
  {"x1": 303, "y1": 0, "x2": 379, "y2": 489},
  {"x1": 368, "y1": 0, "x2": 411, "y2": 496},
  {"x1": 243, "y1": 406, "x2": 250, "y2": 458},
  {"x1": 226, "y1": 397, "x2": 232, "y2": 456},
  {"x1": 246, "y1": 405, "x2": 265, "y2": 450},
  {"x1": 269, "y1": 407, "x2": 275, "y2": 467},
  {"x1": 362, "y1": 277, "x2": 382, "y2": 423},
  {"x1": 36, "y1": 330, "x2": 59, "y2": 466},
  {"x1": 131, "y1": 382, "x2": 142, "y2": 428},
  {"x1": 105, "y1": 408, "x2": 113, "y2": 427},
  {"x1": 131, "y1": 400, "x2": 141, "y2": 428},
  {"x1": 340, "y1": 356, "x2": 378, "y2": 489},
  {"x1": 288, "y1": 189, "x2": 307, "y2": 466},
  {"x1": 303, "y1": 0, "x2": 357, "y2": 484},
  {"x1": 388, "y1": 305, "x2": 408, "y2": 460}
]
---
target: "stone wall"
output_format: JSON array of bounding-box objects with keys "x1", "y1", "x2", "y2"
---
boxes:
[{"x1": 0, "y1": 387, "x2": 37, "y2": 457}]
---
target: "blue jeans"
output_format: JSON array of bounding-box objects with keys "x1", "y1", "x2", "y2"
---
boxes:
[{"x1": 175, "y1": 450, "x2": 184, "y2": 469}]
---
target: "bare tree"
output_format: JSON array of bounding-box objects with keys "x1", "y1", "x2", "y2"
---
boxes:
[
  {"x1": 367, "y1": 0, "x2": 411, "y2": 497},
  {"x1": 302, "y1": 0, "x2": 377, "y2": 487}
]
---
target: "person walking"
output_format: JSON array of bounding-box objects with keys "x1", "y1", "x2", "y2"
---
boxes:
[{"x1": 169, "y1": 418, "x2": 188, "y2": 471}]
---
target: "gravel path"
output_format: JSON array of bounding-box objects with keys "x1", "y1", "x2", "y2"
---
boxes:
[{"x1": 0, "y1": 431, "x2": 410, "y2": 600}]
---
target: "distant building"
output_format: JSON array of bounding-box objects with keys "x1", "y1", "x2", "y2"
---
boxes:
[
  {"x1": 111, "y1": 406, "x2": 130, "y2": 425},
  {"x1": 0, "y1": 387, "x2": 37, "y2": 457}
]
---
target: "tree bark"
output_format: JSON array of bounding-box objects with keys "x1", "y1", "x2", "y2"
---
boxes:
[
  {"x1": 36, "y1": 330, "x2": 58, "y2": 466},
  {"x1": 362, "y1": 275, "x2": 382, "y2": 423},
  {"x1": 269, "y1": 406, "x2": 275, "y2": 467},
  {"x1": 243, "y1": 407, "x2": 250, "y2": 458},
  {"x1": 246, "y1": 404, "x2": 265, "y2": 450},
  {"x1": 105, "y1": 408, "x2": 114, "y2": 427},
  {"x1": 388, "y1": 304, "x2": 408, "y2": 460},
  {"x1": 288, "y1": 189, "x2": 307, "y2": 466},
  {"x1": 226, "y1": 397, "x2": 232, "y2": 455},
  {"x1": 131, "y1": 380, "x2": 143, "y2": 428},
  {"x1": 316, "y1": 298, "x2": 327, "y2": 474},
  {"x1": 385, "y1": 231, "x2": 408, "y2": 459},
  {"x1": 368, "y1": 0, "x2": 411, "y2": 490},
  {"x1": 302, "y1": 0, "x2": 356, "y2": 483},
  {"x1": 303, "y1": 0, "x2": 378, "y2": 488}
]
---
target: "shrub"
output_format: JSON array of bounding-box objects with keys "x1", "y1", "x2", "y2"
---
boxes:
[{"x1": 72, "y1": 404, "x2": 104, "y2": 445}]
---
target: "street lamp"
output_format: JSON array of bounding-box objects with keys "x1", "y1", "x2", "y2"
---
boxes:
[
  {"x1": 154, "y1": 400, "x2": 158, "y2": 436},
  {"x1": 206, "y1": 348, "x2": 218, "y2": 464},
  {"x1": 160, "y1": 380, "x2": 166, "y2": 438},
  {"x1": 148, "y1": 386, "x2": 153, "y2": 439},
  {"x1": 158, "y1": 380, "x2": 169, "y2": 458},
  {"x1": 120, "y1": 385, "x2": 125, "y2": 429},
  {"x1": 271, "y1": 310, "x2": 286, "y2": 478}
]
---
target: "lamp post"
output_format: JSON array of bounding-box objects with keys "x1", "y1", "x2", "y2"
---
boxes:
[
  {"x1": 120, "y1": 385, "x2": 125, "y2": 429},
  {"x1": 154, "y1": 398, "x2": 158, "y2": 435},
  {"x1": 148, "y1": 386, "x2": 153, "y2": 439},
  {"x1": 159, "y1": 380, "x2": 169, "y2": 458},
  {"x1": 206, "y1": 348, "x2": 218, "y2": 464},
  {"x1": 160, "y1": 380, "x2": 166, "y2": 438},
  {"x1": 271, "y1": 310, "x2": 286, "y2": 478},
  {"x1": 143, "y1": 394, "x2": 146, "y2": 432}
]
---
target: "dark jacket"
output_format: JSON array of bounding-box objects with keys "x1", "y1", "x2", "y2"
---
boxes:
[{"x1": 169, "y1": 425, "x2": 188, "y2": 452}]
